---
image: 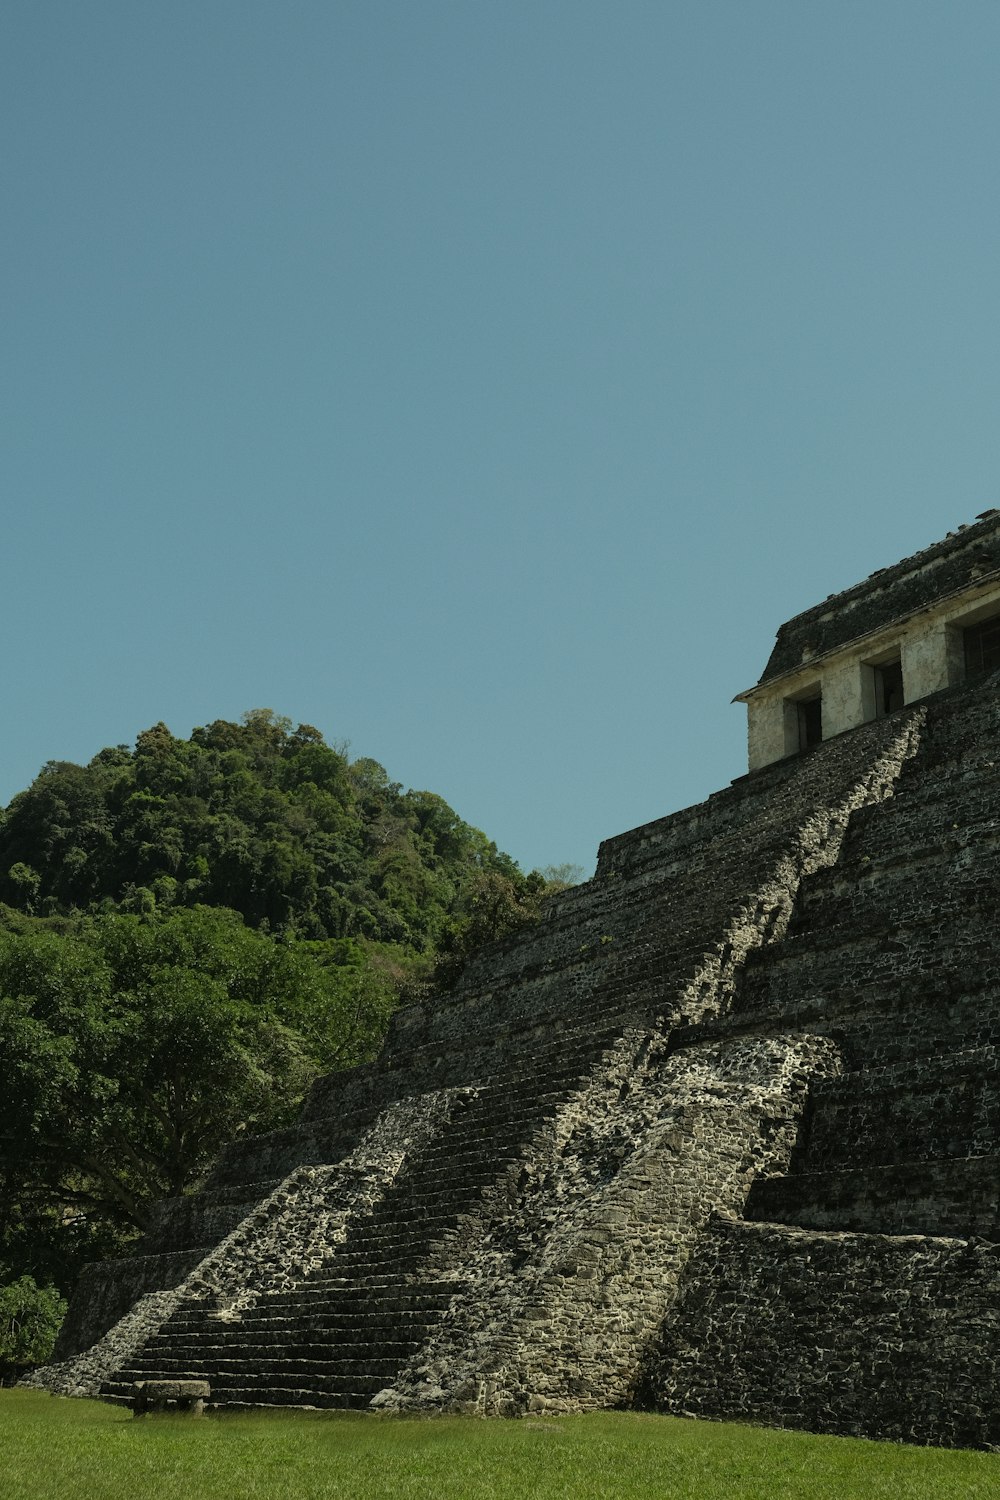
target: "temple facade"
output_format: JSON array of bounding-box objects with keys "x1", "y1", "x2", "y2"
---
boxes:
[{"x1": 738, "y1": 510, "x2": 1000, "y2": 769}]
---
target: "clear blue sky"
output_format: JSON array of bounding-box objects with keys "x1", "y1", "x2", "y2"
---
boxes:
[{"x1": 3, "y1": 2, "x2": 1000, "y2": 876}]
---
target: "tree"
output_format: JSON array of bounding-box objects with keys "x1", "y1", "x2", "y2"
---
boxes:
[
  {"x1": 538, "y1": 862, "x2": 585, "y2": 889},
  {"x1": 0, "y1": 908, "x2": 385, "y2": 1236},
  {"x1": 0, "y1": 714, "x2": 525, "y2": 947},
  {"x1": 403, "y1": 869, "x2": 549, "y2": 1001},
  {"x1": 6, "y1": 864, "x2": 39, "y2": 914},
  {"x1": 0, "y1": 1276, "x2": 65, "y2": 1369}
]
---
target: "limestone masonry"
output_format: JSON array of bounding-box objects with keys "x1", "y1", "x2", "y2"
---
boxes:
[{"x1": 29, "y1": 514, "x2": 1000, "y2": 1447}]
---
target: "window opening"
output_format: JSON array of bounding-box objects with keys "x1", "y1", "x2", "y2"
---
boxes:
[
  {"x1": 964, "y1": 616, "x2": 1000, "y2": 679},
  {"x1": 797, "y1": 696, "x2": 822, "y2": 750},
  {"x1": 874, "y1": 660, "x2": 904, "y2": 717}
]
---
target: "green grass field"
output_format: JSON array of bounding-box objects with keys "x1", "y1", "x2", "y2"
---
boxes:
[{"x1": 1, "y1": 1390, "x2": 997, "y2": 1500}]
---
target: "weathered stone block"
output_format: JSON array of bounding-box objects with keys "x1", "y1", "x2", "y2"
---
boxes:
[{"x1": 133, "y1": 1379, "x2": 209, "y2": 1417}]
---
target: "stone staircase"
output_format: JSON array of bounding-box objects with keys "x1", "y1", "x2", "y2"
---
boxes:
[{"x1": 99, "y1": 1030, "x2": 626, "y2": 1409}]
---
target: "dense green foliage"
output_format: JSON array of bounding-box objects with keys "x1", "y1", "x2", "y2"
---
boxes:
[
  {"x1": 0, "y1": 711, "x2": 523, "y2": 948},
  {"x1": 0, "y1": 907, "x2": 396, "y2": 1235},
  {"x1": 3, "y1": 1395, "x2": 998, "y2": 1500},
  {"x1": 0, "y1": 712, "x2": 557, "y2": 1306},
  {"x1": 0, "y1": 1279, "x2": 65, "y2": 1370}
]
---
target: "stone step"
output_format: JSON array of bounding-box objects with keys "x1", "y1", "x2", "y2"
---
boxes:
[
  {"x1": 301, "y1": 1262, "x2": 454, "y2": 1283},
  {"x1": 748, "y1": 1154, "x2": 1000, "y2": 1241},
  {"x1": 249, "y1": 1282, "x2": 454, "y2": 1308},
  {"x1": 149, "y1": 1310, "x2": 441, "y2": 1339},
  {"x1": 736, "y1": 948, "x2": 1000, "y2": 1028},
  {"x1": 377, "y1": 1172, "x2": 512, "y2": 1197},
  {"x1": 331, "y1": 1220, "x2": 476, "y2": 1248},
  {"x1": 161, "y1": 1300, "x2": 451, "y2": 1334},
  {"x1": 146, "y1": 1332, "x2": 430, "y2": 1360},
  {"x1": 171, "y1": 1290, "x2": 457, "y2": 1318},
  {"x1": 121, "y1": 1356, "x2": 407, "y2": 1382},
  {"x1": 161, "y1": 1303, "x2": 451, "y2": 1335},
  {"x1": 816, "y1": 1044, "x2": 1000, "y2": 1089},
  {"x1": 310, "y1": 1259, "x2": 457, "y2": 1281},
  {"x1": 140, "y1": 1332, "x2": 422, "y2": 1356},
  {"x1": 148, "y1": 1331, "x2": 422, "y2": 1356},
  {"x1": 143, "y1": 1319, "x2": 431, "y2": 1346},
  {"x1": 213, "y1": 1394, "x2": 374, "y2": 1410},
  {"x1": 168, "y1": 1276, "x2": 453, "y2": 1305},
  {"x1": 101, "y1": 1379, "x2": 375, "y2": 1411},
  {"x1": 341, "y1": 1204, "x2": 477, "y2": 1225}
]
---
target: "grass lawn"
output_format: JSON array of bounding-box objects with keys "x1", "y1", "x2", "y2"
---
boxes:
[{"x1": 1, "y1": 1389, "x2": 997, "y2": 1500}]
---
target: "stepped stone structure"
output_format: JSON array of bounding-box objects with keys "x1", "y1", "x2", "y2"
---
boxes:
[{"x1": 30, "y1": 513, "x2": 1000, "y2": 1447}]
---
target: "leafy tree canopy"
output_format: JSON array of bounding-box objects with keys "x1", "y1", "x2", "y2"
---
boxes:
[
  {"x1": 0, "y1": 907, "x2": 395, "y2": 1237},
  {"x1": 0, "y1": 1276, "x2": 65, "y2": 1370},
  {"x1": 0, "y1": 710, "x2": 523, "y2": 948}
]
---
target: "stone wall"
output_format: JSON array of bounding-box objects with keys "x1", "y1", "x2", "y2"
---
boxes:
[
  {"x1": 646, "y1": 1215, "x2": 1000, "y2": 1450},
  {"x1": 747, "y1": 1156, "x2": 1000, "y2": 1241},
  {"x1": 52, "y1": 1249, "x2": 208, "y2": 1366}
]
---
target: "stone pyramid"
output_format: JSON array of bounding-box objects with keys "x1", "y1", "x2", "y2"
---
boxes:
[{"x1": 32, "y1": 515, "x2": 1000, "y2": 1448}]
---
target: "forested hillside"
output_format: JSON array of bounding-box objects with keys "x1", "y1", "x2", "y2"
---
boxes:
[
  {"x1": 0, "y1": 712, "x2": 560, "y2": 1353},
  {"x1": 0, "y1": 708, "x2": 525, "y2": 947}
]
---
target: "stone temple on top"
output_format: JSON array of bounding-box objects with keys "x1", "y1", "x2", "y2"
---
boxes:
[
  {"x1": 29, "y1": 510, "x2": 1000, "y2": 1450},
  {"x1": 738, "y1": 509, "x2": 1000, "y2": 767}
]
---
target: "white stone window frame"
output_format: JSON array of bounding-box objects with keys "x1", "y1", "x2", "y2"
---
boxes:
[
  {"x1": 949, "y1": 599, "x2": 1000, "y2": 683},
  {"x1": 780, "y1": 681, "x2": 824, "y2": 757},
  {"x1": 859, "y1": 646, "x2": 905, "y2": 724}
]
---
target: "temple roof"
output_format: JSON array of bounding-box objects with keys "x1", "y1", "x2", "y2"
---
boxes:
[{"x1": 757, "y1": 510, "x2": 1000, "y2": 687}]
